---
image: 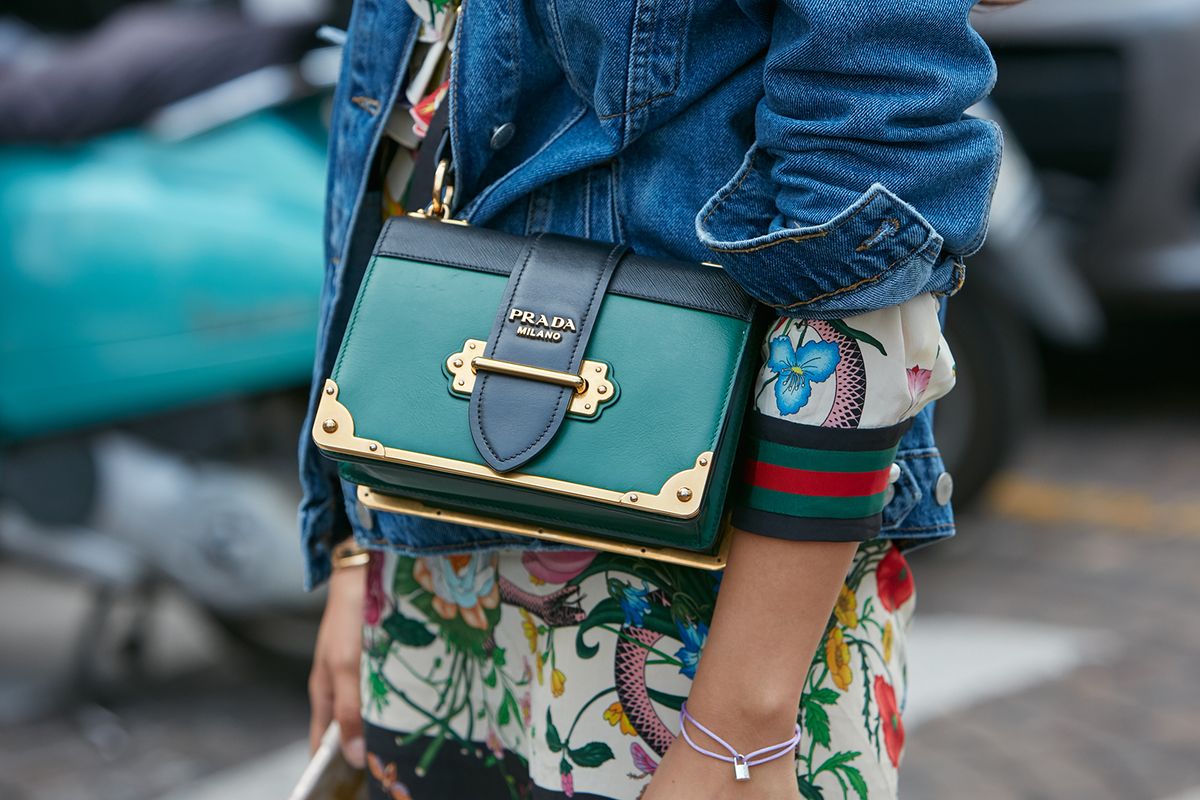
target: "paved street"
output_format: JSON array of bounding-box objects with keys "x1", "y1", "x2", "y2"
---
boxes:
[{"x1": 1, "y1": 316, "x2": 1197, "y2": 799}]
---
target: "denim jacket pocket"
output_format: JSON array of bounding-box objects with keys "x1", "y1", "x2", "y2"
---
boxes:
[
  {"x1": 695, "y1": 145, "x2": 965, "y2": 319},
  {"x1": 538, "y1": 0, "x2": 691, "y2": 141}
]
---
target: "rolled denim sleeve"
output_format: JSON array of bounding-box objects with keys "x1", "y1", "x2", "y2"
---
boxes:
[{"x1": 696, "y1": 0, "x2": 1003, "y2": 318}]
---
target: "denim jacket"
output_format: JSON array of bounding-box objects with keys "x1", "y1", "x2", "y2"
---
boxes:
[{"x1": 298, "y1": 0, "x2": 1002, "y2": 588}]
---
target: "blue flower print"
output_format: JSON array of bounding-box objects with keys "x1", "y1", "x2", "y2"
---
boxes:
[
  {"x1": 619, "y1": 581, "x2": 652, "y2": 627},
  {"x1": 674, "y1": 619, "x2": 708, "y2": 679},
  {"x1": 766, "y1": 336, "x2": 841, "y2": 416}
]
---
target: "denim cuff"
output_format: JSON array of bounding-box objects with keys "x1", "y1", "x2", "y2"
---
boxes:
[{"x1": 695, "y1": 145, "x2": 965, "y2": 319}]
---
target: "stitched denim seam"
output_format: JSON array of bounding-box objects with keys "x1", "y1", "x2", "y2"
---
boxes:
[
  {"x1": 856, "y1": 218, "x2": 900, "y2": 253},
  {"x1": 932, "y1": 258, "x2": 966, "y2": 298},
  {"x1": 616, "y1": 0, "x2": 649, "y2": 134},
  {"x1": 603, "y1": 0, "x2": 688, "y2": 125},
  {"x1": 508, "y1": 0, "x2": 521, "y2": 111},
  {"x1": 709, "y1": 184, "x2": 884, "y2": 251},
  {"x1": 611, "y1": 158, "x2": 627, "y2": 242},
  {"x1": 543, "y1": 0, "x2": 590, "y2": 101},
  {"x1": 700, "y1": 149, "x2": 760, "y2": 228},
  {"x1": 447, "y1": 0, "x2": 470, "y2": 212},
  {"x1": 596, "y1": 89, "x2": 678, "y2": 120},
  {"x1": 886, "y1": 523, "x2": 955, "y2": 534},
  {"x1": 670, "y1": 0, "x2": 691, "y2": 101},
  {"x1": 583, "y1": 168, "x2": 593, "y2": 240},
  {"x1": 772, "y1": 235, "x2": 940, "y2": 311},
  {"x1": 701, "y1": 151, "x2": 934, "y2": 261},
  {"x1": 330, "y1": 21, "x2": 418, "y2": 274},
  {"x1": 524, "y1": 193, "x2": 537, "y2": 236}
]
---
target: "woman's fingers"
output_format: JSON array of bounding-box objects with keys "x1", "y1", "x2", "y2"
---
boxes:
[
  {"x1": 334, "y1": 667, "x2": 365, "y2": 767},
  {"x1": 314, "y1": 564, "x2": 368, "y2": 768},
  {"x1": 308, "y1": 661, "x2": 334, "y2": 754}
]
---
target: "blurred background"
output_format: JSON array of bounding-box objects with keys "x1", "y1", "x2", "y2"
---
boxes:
[{"x1": 0, "y1": 0, "x2": 1197, "y2": 797}]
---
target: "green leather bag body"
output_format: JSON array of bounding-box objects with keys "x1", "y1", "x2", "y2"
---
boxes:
[{"x1": 313, "y1": 215, "x2": 760, "y2": 568}]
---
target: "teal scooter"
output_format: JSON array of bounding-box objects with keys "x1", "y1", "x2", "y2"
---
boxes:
[
  {"x1": 0, "y1": 98, "x2": 326, "y2": 441},
  {"x1": 0, "y1": 87, "x2": 332, "y2": 701}
]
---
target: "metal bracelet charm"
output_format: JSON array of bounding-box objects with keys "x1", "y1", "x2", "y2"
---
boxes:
[{"x1": 678, "y1": 701, "x2": 803, "y2": 781}]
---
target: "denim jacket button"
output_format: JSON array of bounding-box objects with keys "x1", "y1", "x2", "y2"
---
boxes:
[
  {"x1": 888, "y1": 463, "x2": 902, "y2": 484},
  {"x1": 935, "y1": 471, "x2": 954, "y2": 506},
  {"x1": 490, "y1": 122, "x2": 516, "y2": 150}
]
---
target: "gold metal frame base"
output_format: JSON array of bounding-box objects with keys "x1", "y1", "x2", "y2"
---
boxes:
[
  {"x1": 315, "y1": 380, "x2": 711, "y2": 519},
  {"x1": 356, "y1": 485, "x2": 731, "y2": 571}
]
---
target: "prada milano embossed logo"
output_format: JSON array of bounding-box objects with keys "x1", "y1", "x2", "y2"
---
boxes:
[{"x1": 507, "y1": 308, "x2": 577, "y2": 342}]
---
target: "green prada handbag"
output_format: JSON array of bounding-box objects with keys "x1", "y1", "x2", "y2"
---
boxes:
[{"x1": 312, "y1": 214, "x2": 760, "y2": 569}]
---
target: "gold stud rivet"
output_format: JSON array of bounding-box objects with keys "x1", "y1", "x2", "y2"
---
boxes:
[
  {"x1": 677, "y1": 487, "x2": 693, "y2": 502},
  {"x1": 628, "y1": 493, "x2": 639, "y2": 502},
  {"x1": 457, "y1": 379, "x2": 465, "y2": 386},
  {"x1": 321, "y1": 419, "x2": 338, "y2": 433},
  {"x1": 597, "y1": 385, "x2": 607, "y2": 395},
  {"x1": 584, "y1": 403, "x2": 593, "y2": 410},
  {"x1": 324, "y1": 385, "x2": 334, "y2": 395},
  {"x1": 698, "y1": 456, "x2": 709, "y2": 466},
  {"x1": 468, "y1": 343, "x2": 476, "y2": 350},
  {"x1": 452, "y1": 358, "x2": 463, "y2": 368},
  {"x1": 368, "y1": 443, "x2": 378, "y2": 452},
  {"x1": 594, "y1": 365, "x2": 602, "y2": 373}
]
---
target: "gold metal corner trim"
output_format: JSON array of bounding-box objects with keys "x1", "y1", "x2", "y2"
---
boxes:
[
  {"x1": 619, "y1": 451, "x2": 714, "y2": 515},
  {"x1": 445, "y1": 339, "x2": 616, "y2": 418},
  {"x1": 314, "y1": 379, "x2": 712, "y2": 519},
  {"x1": 356, "y1": 485, "x2": 731, "y2": 571},
  {"x1": 313, "y1": 378, "x2": 385, "y2": 454}
]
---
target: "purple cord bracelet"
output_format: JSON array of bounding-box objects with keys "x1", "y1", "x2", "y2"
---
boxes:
[{"x1": 679, "y1": 701, "x2": 803, "y2": 781}]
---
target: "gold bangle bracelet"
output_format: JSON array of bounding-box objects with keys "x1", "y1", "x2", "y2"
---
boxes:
[{"x1": 332, "y1": 540, "x2": 371, "y2": 570}]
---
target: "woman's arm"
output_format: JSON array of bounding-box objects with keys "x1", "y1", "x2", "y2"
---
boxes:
[{"x1": 646, "y1": 532, "x2": 858, "y2": 800}]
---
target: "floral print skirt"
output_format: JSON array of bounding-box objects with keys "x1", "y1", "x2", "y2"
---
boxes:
[{"x1": 360, "y1": 540, "x2": 916, "y2": 800}]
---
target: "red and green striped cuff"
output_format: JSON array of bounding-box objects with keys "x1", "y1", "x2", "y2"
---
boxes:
[{"x1": 730, "y1": 413, "x2": 911, "y2": 542}]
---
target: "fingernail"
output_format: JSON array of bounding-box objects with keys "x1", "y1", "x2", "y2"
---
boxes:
[{"x1": 343, "y1": 736, "x2": 366, "y2": 769}]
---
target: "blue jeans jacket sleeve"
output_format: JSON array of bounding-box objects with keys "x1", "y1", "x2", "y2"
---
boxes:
[{"x1": 695, "y1": 0, "x2": 1003, "y2": 318}]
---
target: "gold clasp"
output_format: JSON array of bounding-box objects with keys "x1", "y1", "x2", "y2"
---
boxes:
[
  {"x1": 445, "y1": 339, "x2": 616, "y2": 417},
  {"x1": 471, "y1": 356, "x2": 587, "y2": 392}
]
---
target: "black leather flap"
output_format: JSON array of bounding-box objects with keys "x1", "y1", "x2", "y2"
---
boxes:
[
  {"x1": 469, "y1": 234, "x2": 626, "y2": 473},
  {"x1": 375, "y1": 216, "x2": 757, "y2": 322}
]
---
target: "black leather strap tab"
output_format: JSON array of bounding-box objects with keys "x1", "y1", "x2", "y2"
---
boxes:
[
  {"x1": 470, "y1": 234, "x2": 627, "y2": 473},
  {"x1": 404, "y1": 98, "x2": 452, "y2": 214}
]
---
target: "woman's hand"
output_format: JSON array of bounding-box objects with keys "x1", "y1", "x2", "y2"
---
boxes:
[{"x1": 308, "y1": 563, "x2": 367, "y2": 768}]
